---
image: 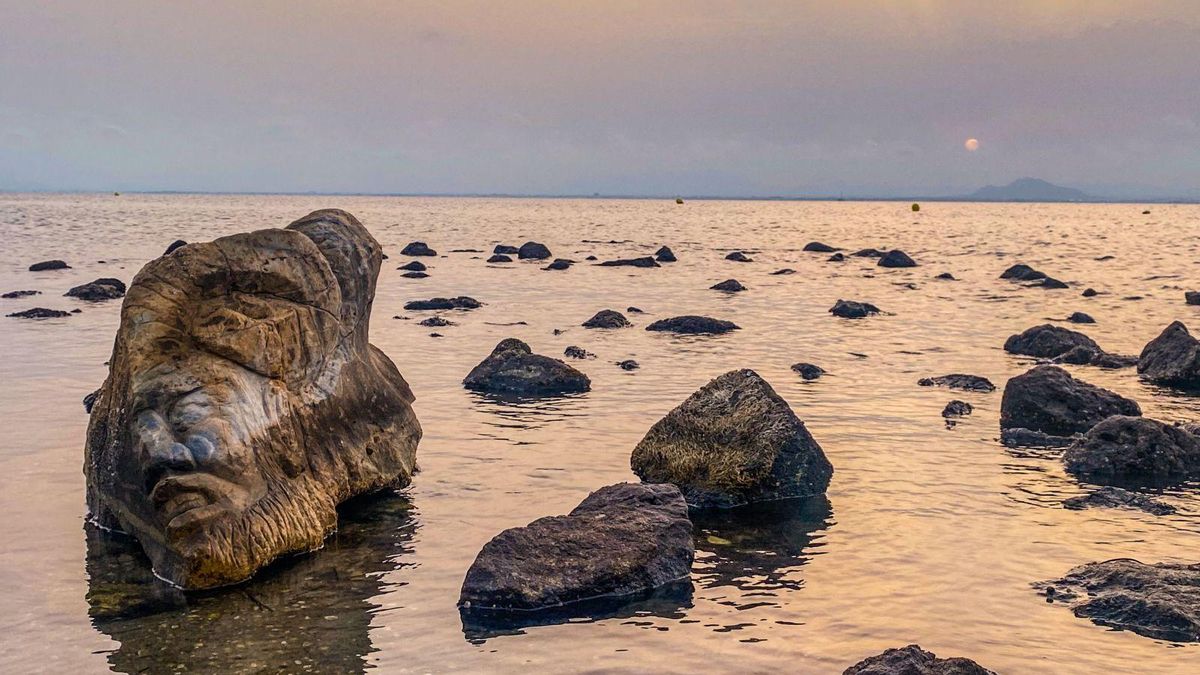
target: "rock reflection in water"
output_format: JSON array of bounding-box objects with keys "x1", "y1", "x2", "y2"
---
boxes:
[
  {"x1": 692, "y1": 496, "x2": 833, "y2": 597},
  {"x1": 85, "y1": 492, "x2": 417, "y2": 675},
  {"x1": 467, "y1": 391, "x2": 590, "y2": 436}
]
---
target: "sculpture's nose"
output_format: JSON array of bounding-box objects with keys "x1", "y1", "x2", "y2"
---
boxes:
[{"x1": 136, "y1": 410, "x2": 196, "y2": 490}]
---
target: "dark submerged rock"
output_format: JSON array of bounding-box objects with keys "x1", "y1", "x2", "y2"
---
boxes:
[
  {"x1": 725, "y1": 251, "x2": 752, "y2": 262},
  {"x1": 398, "y1": 260, "x2": 426, "y2": 271},
  {"x1": 400, "y1": 241, "x2": 437, "y2": 256},
  {"x1": 830, "y1": 299, "x2": 881, "y2": 319},
  {"x1": 645, "y1": 315, "x2": 739, "y2": 335},
  {"x1": 942, "y1": 400, "x2": 974, "y2": 417},
  {"x1": 486, "y1": 254, "x2": 512, "y2": 263},
  {"x1": 1064, "y1": 416, "x2": 1200, "y2": 487},
  {"x1": 7, "y1": 307, "x2": 71, "y2": 319},
  {"x1": 493, "y1": 244, "x2": 519, "y2": 255},
  {"x1": 631, "y1": 369, "x2": 833, "y2": 508},
  {"x1": 770, "y1": 268, "x2": 796, "y2": 275},
  {"x1": 1186, "y1": 291, "x2": 1200, "y2": 305},
  {"x1": 1067, "y1": 311, "x2": 1095, "y2": 324},
  {"x1": 2, "y1": 290, "x2": 41, "y2": 299},
  {"x1": 710, "y1": 279, "x2": 746, "y2": 292},
  {"x1": 517, "y1": 241, "x2": 552, "y2": 260},
  {"x1": 1039, "y1": 276, "x2": 1069, "y2": 289},
  {"x1": 803, "y1": 241, "x2": 838, "y2": 253},
  {"x1": 1003, "y1": 324, "x2": 1099, "y2": 359},
  {"x1": 851, "y1": 248, "x2": 884, "y2": 258},
  {"x1": 843, "y1": 644, "x2": 996, "y2": 675},
  {"x1": 828, "y1": 252, "x2": 846, "y2": 262},
  {"x1": 65, "y1": 278, "x2": 126, "y2": 302},
  {"x1": 617, "y1": 359, "x2": 639, "y2": 371},
  {"x1": 458, "y1": 482, "x2": 694, "y2": 611},
  {"x1": 1063, "y1": 486, "x2": 1176, "y2": 515},
  {"x1": 28, "y1": 259, "x2": 71, "y2": 271},
  {"x1": 1036, "y1": 560, "x2": 1200, "y2": 642},
  {"x1": 935, "y1": 272, "x2": 956, "y2": 280},
  {"x1": 1137, "y1": 321, "x2": 1200, "y2": 387},
  {"x1": 163, "y1": 240, "x2": 188, "y2": 255},
  {"x1": 1000, "y1": 263, "x2": 1045, "y2": 281},
  {"x1": 582, "y1": 309, "x2": 631, "y2": 329},
  {"x1": 918, "y1": 374, "x2": 996, "y2": 392},
  {"x1": 599, "y1": 256, "x2": 659, "y2": 268},
  {"x1": 544, "y1": 258, "x2": 573, "y2": 270},
  {"x1": 404, "y1": 296, "x2": 482, "y2": 311},
  {"x1": 1082, "y1": 288, "x2": 1098, "y2": 297},
  {"x1": 463, "y1": 338, "x2": 591, "y2": 396},
  {"x1": 626, "y1": 306, "x2": 644, "y2": 314},
  {"x1": 999, "y1": 365, "x2": 1141, "y2": 436},
  {"x1": 877, "y1": 249, "x2": 916, "y2": 268},
  {"x1": 791, "y1": 363, "x2": 825, "y2": 380},
  {"x1": 418, "y1": 316, "x2": 455, "y2": 327},
  {"x1": 654, "y1": 246, "x2": 676, "y2": 262},
  {"x1": 563, "y1": 345, "x2": 595, "y2": 360},
  {"x1": 401, "y1": 271, "x2": 429, "y2": 279},
  {"x1": 1001, "y1": 427, "x2": 1076, "y2": 448}
]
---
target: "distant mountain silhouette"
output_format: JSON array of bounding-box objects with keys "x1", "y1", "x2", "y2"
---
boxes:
[{"x1": 966, "y1": 178, "x2": 1091, "y2": 202}]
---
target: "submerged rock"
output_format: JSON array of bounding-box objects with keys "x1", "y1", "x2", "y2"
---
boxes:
[
  {"x1": 830, "y1": 299, "x2": 881, "y2": 319},
  {"x1": 1063, "y1": 486, "x2": 1176, "y2": 515},
  {"x1": 7, "y1": 307, "x2": 71, "y2": 319},
  {"x1": 401, "y1": 271, "x2": 429, "y2": 279},
  {"x1": 1001, "y1": 427, "x2": 1076, "y2": 448},
  {"x1": 398, "y1": 260, "x2": 427, "y2": 271},
  {"x1": 83, "y1": 209, "x2": 421, "y2": 590},
  {"x1": 851, "y1": 248, "x2": 884, "y2": 258},
  {"x1": 599, "y1": 256, "x2": 659, "y2": 268},
  {"x1": 1003, "y1": 324, "x2": 1099, "y2": 359},
  {"x1": 1067, "y1": 311, "x2": 1095, "y2": 324},
  {"x1": 791, "y1": 363, "x2": 825, "y2": 380},
  {"x1": 935, "y1": 272, "x2": 957, "y2": 280},
  {"x1": 1000, "y1": 263, "x2": 1046, "y2": 281},
  {"x1": 582, "y1": 309, "x2": 631, "y2": 329},
  {"x1": 631, "y1": 369, "x2": 833, "y2": 508},
  {"x1": 1036, "y1": 560, "x2": 1200, "y2": 642},
  {"x1": 163, "y1": 239, "x2": 188, "y2": 255},
  {"x1": 626, "y1": 306, "x2": 644, "y2": 314},
  {"x1": 725, "y1": 251, "x2": 753, "y2": 262},
  {"x1": 617, "y1": 359, "x2": 640, "y2": 371},
  {"x1": 493, "y1": 244, "x2": 519, "y2": 255},
  {"x1": 803, "y1": 241, "x2": 838, "y2": 253},
  {"x1": 404, "y1": 296, "x2": 482, "y2": 311},
  {"x1": 1082, "y1": 288, "x2": 1098, "y2": 297},
  {"x1": 1137, "y1": 321, "x2": 1200, "y2": 387},
  {"x1": 843, "y1": 644, "x2": 996, "y2": 675},
  {"x1": 770, "y1": 268, "x2": 796, "y2": 275},
  {"x1": 518, "y1": 241, "x2": 552, "y2": 260},
  {"x1": 1000, "y1": 365, "x2": 1140, "y2": 436},
  {"x1": 1064, "y1": 416, "x2": 1200, "y2": 487},
  {"x1": 942, "y1": 400, "x2": 973, "y2": 417},
  {"x1": 458, "y1": 482, "x2": 693, "y2": 612},
  {"x1": 65, "y1": 278, "x2": 127, "y2": 302},
  {"x1": 486, "y1": 254, "x2": 512, "y2": 263},
  {"x1": 710, "y1": 278, "x2": 746, "y2": 292},
  {"x1": 563, "y1": 345, "x2": 596, "y2": 360},
  {"x1": 400, "y1": 241, "x2": 437, "y2": 256},
  {"x1": 419, "y1": 316, "x2": 455, "y2": 327},
  {"x1": 655, "y1": 246, "x2": 677, "y2": 262},
  {"x1": 828, "y1": 252, "x2": 846, "y2": 262},
  {"x1": 918, "y1": 374, "x2": 996, "y2": 392},
  {"x1": 645, "y1": 315, "x2": 739, "y2": 335},
  {"x1": 28, "y1": 259, "x2": 71, "y2": 271},
  {"x1": 1186, "y1": 291, "x2": 1200, "y2": 305},
  {"x1": 1039, "y1": 276, "x2": 1069, "y2": 289},
  {"x1": 877, "y1": 249, "x2": 916, "y2": 268},
  {"x1": 463, "y1": 338, "x2": 590, "y2": 396},
  {"x1": 544, "y1": 258, "x2": 573, "y2": 270},
  {"x1": 2, "y1": 289, "x2": 40, "y2": 299}
]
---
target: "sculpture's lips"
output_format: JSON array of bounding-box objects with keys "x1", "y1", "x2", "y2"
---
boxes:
[{"x1": 149, "y1": 474, "x2": 229, "y2": 528}]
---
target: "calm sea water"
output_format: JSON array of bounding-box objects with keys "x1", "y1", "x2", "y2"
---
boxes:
[{"x1": 1, "y1": 194, "x2": 1198, "y2": 674}]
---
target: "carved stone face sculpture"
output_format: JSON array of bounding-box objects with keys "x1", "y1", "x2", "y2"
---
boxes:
[{"x1": 84, "y1": 210, "x2": 421, "y2": 589}]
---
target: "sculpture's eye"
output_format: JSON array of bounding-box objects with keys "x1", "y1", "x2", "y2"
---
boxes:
[{"x1": 170, "y1": 390, "x2": 213, "y2": 433}]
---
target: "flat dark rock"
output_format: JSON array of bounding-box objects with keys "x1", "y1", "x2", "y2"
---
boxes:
[
  {"x1": 1004, "y1": 324, "x2": 1099, "y2": 358},
  {"x1": 828, "y1": 252, "x2": 846, "y2": 262},
  {"x1": 598, "y1": 256, "x2": 659, "y2": 268},
  {"x1": 1000, "y1": 263, "x2": 1046, "y2": 281},
  {"x1": 1082, "y1": 287, "x2": 1098, "y2": 297},
  {"x1": 582, "y1": 309, "x2": 631, "y2": 329},
  {"x1": 626, "y1": 306, "x2": 644, "y2": 314},
  {"x1": 1186, "y1": 291, "x2": 1200, "y2": 305},
  {"x1": 404, "y1": 296, "x2": 482, "y2": 311},
  {"x1": 544, "y1": 258, "x2": 573, "y2": 270},
  {"x1": 942, "y1": 400, "x2": 973, "y2": 417},
  {"x1": 1067, "y1": 311, "x2": 1095, "y2": 324},
  {"x1": 493, "y1": 244, "x2": 519, "y2": 255},
  {"x1": 803, "y1": 241, "x2": 838, "y2": 253},
  {"x1": 935, "y1": 272, "x2": 956, "y2": 280},
  {"x1": 654, "y1": 246, "x2": 676, "y2": 262},
  {"x1": 28, "y1": 259, "x2": 71, "y2": 271},
  {"x1": 419, "y1": 316, "x2": 455, "y2": 327},
  {"x1": 1137, "y1": 321, "x2": 1200, "y2": 388},
  {"x1": 7, "y1": 307, "x2": 71, "y2": 319},
  {"x1": 2, "y1": 290, "x2": 41, "y2": 299},
  {"x1": 398, "y1": 260, "x2": 427, "y2": 271},
  {"x1": 401, "y1": 271, "x2": 429, "y2": 279},
  {"x1": 877, "y1": 249, "x2": 916, "y2": 268},
  {"x1": 918, "y1": 374, "x2": 996, "y2": 392},
  {"x1": 564, "y1": 345, "x2": 595, "y2": 359},
  {"x1": 1036, "y1": 559, "x2": 1200, "y2": 642},
  {"x1": 1063, "y1": 486, "x2": 1176, "y2": 515},
  {"x1": 486, "y1": 254, "x2": 512, "y2": 263},
  {"x1": 851, "y1": 248, "x2": 885, "y2": 258},
  {"x1": 645, "y1": 315, "x2": 739, "y2": 335},
  {"x1": 1064, "y1": 415, "x2": 1200, "y2": 487},
  {"x1": 770, "y1": 268, "x2": 796, "y2": 275},
  {"x1": 400, "y1": 242, "x2": 437, "y2": 256},
  {"x1": 725, "y1": 251, "x2": 752, "y2": 262},
  {"x1": 1000, "y1": 365, "x2": 1140, "y2": 436},
  {"x1": 843, "y1": 644, "x2": 996, "y2": 675},
  {"x1": 710, "y1": 279, "x2": 746, "y2": 292},
  {"x1": 1039, "y1": 276, "x2": 1069, "y2": 289},
  {"x1": 830, "y1": 299, "x2": 881, "y2": 319},
  {"x1": 458, "y1": 482, "x2": 693, "y2": 612},
  {"x1": 632, "y1": 369, "x2": 833, "y2": 508},
  {"x1": 791, "y1": 362, "x2": 825, "y2": 380},
  {"x1": 617, "y1": 359, "x2": 639, "y2": 370},
  {"x1": 518, "y1": 241, "x2": 552, "y2": 260},
  {"x1": 463, "y1": 338, "x2": 590, "y2": 396},
  {"x1": 64, "y1": 278, "x2": 126, "y2": 302},
  {"x1": 1001, "y1": 427, "x2": 1076, "y2": 448}
]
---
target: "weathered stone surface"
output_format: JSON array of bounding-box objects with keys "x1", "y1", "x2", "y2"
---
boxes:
[
  {"x1": 645, "y1": 315, "x2": 739, "y2": 335},
  {"x1": 918, "y1": 374, "x2": 996, "y2": 392},
  {"x1": 1138, "y1": 321, "x2": 1200, "y2": 387},
  {"x1": 598, "y1": 256, "x2": 659, "y2": 268},
  {"x1": 563, "y1": 345, "x2": 595, "y2": 359},
  {"x1": 843, "y1": 644, "x2": 996, "y2": 675},
  {"x1": 1064, "y1": 416, "x2": 1200, "y2": 486},
  {"x1": 486, "y1": 254, "x2": 512, "y2": 263},
  {"x1": 544, "y1": 258, "x2": 573, "y2": 270},
  {"x1": 83, "y1": 209, "x2": 421, "y2": 590},
  {"x1": 942, "y1": 400, "x2": 973, "y2": 417},
  {"x1": 1000, "y1": 365, "x2": 1140, "y2": 436},
  {"x1": 398, "y1": 260, "x2": 426, "y2": 271},
  {"x1": 2, "y1": 289, "x2": 41, "y2": 299},
  {"x1": 654, "y1": 246, "x2": 676, "y2": 262},
  {"x1": 458, "y1": 482, "x2": 694, "y2": 611},
  {"x1": 1004, "y1": 324, "x2": 1099, "y2": 358},
  {"x1": 400, "y1": 241, "x2": 437, "y2": 256},
  {"x1": 403, "y1": 296, "x2": 482, "y2": 311},
  {"x1": 65, "y1": 278, "x2": 127, "y2": 302},
  {"x1": 28, "y1": 259, "x2": 71, "y2": 271},
  {"x1": 583, "y1": 309, "x2": 631, "y2": 329},
  {"x1": 1063, "y1": 486, "x2": 1176, "y2": 515},
  {"x1": 1186, "y1": 291, "x2": 1200, "y2": 305},
  {"x1": 463, "y1": 338, "x2": 590, "y2": 396},
  {"x1": 493, "y1": 244, "x2": 519, "y2": 255},
  {"x1": 878, "y1": 249, "x2": 916, "y2": 268},
  {"x1": 830, "y1": 299, "x2": 881, "y2": 318},
  {"x1": 710, "y1": 279, "x2": 746, "y2": 292},
  {"x1": 792, "y1": 363, "x2": 825, "y2": 380},
  {"x1": 631, "y1": 369, "x2": 833, "y2": 507},
  {"x1": 517, "y1": 241, "x2": 552, "y2": 259},
  {"x1": 803, "y1": 241, "x2": 838, "y2": 252},
  {"x1": 7, "y1": 307, "x2": 71, "y2": 319},
  {"x1": 163, "y1": 240, "x2": 188, "y2": 255},
  {"x1": 725, "y1": 251, "x2": 752, "y2": 262},
  {"x1": 1036, "y1": 560, "x2": 1200, "y2": 642},
  {"x1": 1000, "y1": 263, "x2": 1045, "y2": 281},
  {"x1": 1067, "y1": 312, "x2": 1095, "y2": 324}
]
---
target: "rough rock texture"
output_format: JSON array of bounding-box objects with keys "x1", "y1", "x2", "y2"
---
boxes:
[
  {"x1": 725, "y1": 251, "x2": 752, "y2": 262},
  {"x1": 1036, "y1": 559, "x2": 1200, "y2": 642},
  {"x1": 544, "y1": 258, "x2": 573, "y2": 270},
  {"x1": 7, "y1": 307, "x2": 71, "y2": 319},
  {"x1": 493, "y1": 244, "x2": 519, "y2": 255},
  {"x1": 486, "y1": 254, "x2": 512, "y2": 263},
  {"x1": 999, "y1": 365, "x2": 1141, "y2": 436},
  {"x1": 1186, "y1": 291, "x2": 1200, "y2": 306},
  {"x1": 163, "y1": 240, "x2": 188, "y2": 255},
  {"x1": 1064, "y1": 416, "x2": 1200, "y2": 486},
  {"x1": 518, "y1": 242, "x2": 552, "y2": 260},
  {"x1": 878, "y1": 249, "x2": 917, "y2": 268},
  {"x1": 419, "y1": 316, "x2": 455, "y2": 327},
  {"x1": 404, "y1": 296, "x2": 482, "y2": 311},
  {"x1": 1067, "y1": 312, "x2": 1095, "y2": 324},
  {"x1": 65, "y1": 278, "x2": 127, "y2": 302},
  {"x1": 28, "y1": 259, "x2": 71, "y2": 271},
  {"x1": 918, "y1": 374, "x2": 995, "y2": 392},
  {"x1": 654, "y1": 246, "x2": 676, "y2": 262},
  {"x1": 1003, "y1": 324, "x2": 1099, "y2": 358},
  {"x1": 830, "y1": 299, "x2": 881, "y2": 319},
  {"x1": 583, "y1": 309, "x2": 631, "y2": 329},
  {"x1": 2, "y1": 289, "x2": 41, "y2": 299},
  {"x1": 563, "y1": 345, "x2": 595, "y2": 360},
  {"x1": 1063, "y1": 486, "x2": 1176, "y2": 515},
  {"x1": 792, "y1": 363, "x2": 825, "y2": 380},
  {"x1": 645, "y1": 316, "x2": 739, "y2": 335},
  {"x1": 942, "y1": 400, "x2": 973, "y2": 417},
  {"x1": 463, "y1": 338, "x2": 591, "y2": 396},
  {"x1": 1001, "y1": 427, "x2": 1076, "y2": 448},
  {"x1": 803, "y1": 241, "x2": 838, "y2": 252},
  {"x1": 843, "y1": 644, "x2": 996, "y2": 675},
  {"x1": 1000, "y1": 263, "x2": 1046, "y2": 281},
  {"x1": 1138, "y1": 321, "x2": 1200, "y2": 387},
  {"x1": 599, "y1": 256, "x2": 659, "y2": 268},
  {"x1": 710, "y1": 279, "x2": 746, "y2": 292},
  {"x1": 400, "y1": 241, "x2": 437, "y2": 256},
  {"x1": 631, "y1": 369, "x2": 833, "y2": 507},
  {"x1": 458, "y1": 482, "x2": 694, "y2": 611},
  {"x1": 83, "y1": 209, "x2": 421, "y2": 590},
  {"x1": 398, "y1": 260, "x2": 426, "y2": 271}
]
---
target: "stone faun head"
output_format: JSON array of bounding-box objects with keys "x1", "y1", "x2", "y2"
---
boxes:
[{"x1": 85, "y1": 210, "x2": 421, "y2": 589}]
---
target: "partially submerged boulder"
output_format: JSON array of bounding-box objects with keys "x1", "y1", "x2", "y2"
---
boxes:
[
  {"x1": 803, "y1": 241, "x2": 838, "y2": 253},
  {"x1": 28, "y1": 259, "x2": 71, "y2": 271},
  {"x1": 1000, "y1": 263, "x2": 1046, "y2": 281},
  {"x1": 1064, "y1": 416, "x2": 1200, "y2": 487},
  {"x1": 544, "y1": 258, "x2": 573, "y2": 270},
  {"x1": 725, "y1": 251, "x2": 752, "y2": 262},
  {"x1": 617, "y1": 359, "x2": 639, "y2": 371},
  {"x1": 1138, "y1": 321, "x2": 1200, "y2": 387},
  {"x1": 486, "y1": 254, "x2": 512, "y2": 263},
  {"x1": 843, "y1": 645, "x2": 996, "y2": 675},
  {"x1": 1, "y1": 289, "x2": 40, "y2": 299},
  {"x1": 7, "y1": 307, "x2": 71, "y2": 319},
  {"x1": 918, "y1": 374, "x2": 995, "y2": 392},
  {"x1": 1004, "y1": 324, "x2": 1099, "y2": 359},
  {"x1": 83, "y1": 209, "x2": 421, "y2": 590},
  {"x1": 851, "y1": 248, "x2": 885, "y2": 258},
  {"x1": 1000, "y1": 365, "x2": 1141, "y2": 437},
  {"x1": 563, "y1": 345, "x2": 595, "y2": 359},
  {"x1": 1186, "y1": 291, "x2": 1200, "y2": 306},
  {"x1": 463, "y1": 338, "x2": 590, "y2": 396},
  {"x1": 645, "y1": 315, "x2": 739, "y2": 335},
  {"x1": 518, "y1": 241, "x2": 552, "y2": 260},
  {"x1": 1063, "y1": 486, "x2": 1176, "y2": 515},
  {"x1": 493, "y1": 244, "x2": 519, "y2": 255},
  {"x1": 877, "y1": 249, "x2": 916, "y2": 268},
  {"x1": 400, "y1": 241, "x2": 437, "y2": 256},
  {"x1": 582, "y1": 309, "x2": 631, "y2": 329},
  {"x1": 942, "y1": 400, "x2": 973, "y2": 418},
  {"x1": 791, "y1": 363, "x2": 825, "y2": 380},
  {"x1": 830, "y1": 299, "x2": 881, "y2": 319},
  {"x1": 599, "y1": 256, "x2": 659, "y2": 268},
  {"x1": 654, "y1": 246, "x2": 676, "y2": 262},
  {"x1": 1067, "y1": 312, "x2": 1095, "y2": 324},
  {"x1": 710, "y1": 279, "x2": 746, "y2": 292},
  {"x1": 828, "y1": 252, "x2": 846, "y2": 262},
  {"x1": 404, "y1": 296, "x2": 482, "y2": 311},
  {"x1": 631, "y1": 369, "x2": 833, "y2": 507},
  {"x1": 458, "y1": 482, "x2": 693, "y2": 611},
  {"x1": 398, "y1": 260, "x2": 426, "y2": 271},
  {"x1": 1001, "y1": 427, "x2": 1076, "y2": 448},
  {"x1": 65, "y1": 278, "x2": 127, "y2": 302},
  {"x1": 1036, "y1": 560, "x2": 1200, "y2": 642}
]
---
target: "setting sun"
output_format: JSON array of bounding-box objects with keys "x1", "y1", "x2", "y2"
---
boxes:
[{"x1": 965, "y1": 138, "x2": 980, "y2": 151}]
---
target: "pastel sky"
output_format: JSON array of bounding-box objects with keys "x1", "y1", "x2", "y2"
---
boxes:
[{"x1": 2, "y1": 1, "x2": 1197, "y2": 197}]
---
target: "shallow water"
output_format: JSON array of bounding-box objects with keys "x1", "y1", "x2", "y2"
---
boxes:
[{"x1": 1, "y1": 194, "x2": 1198, "y2": 673}]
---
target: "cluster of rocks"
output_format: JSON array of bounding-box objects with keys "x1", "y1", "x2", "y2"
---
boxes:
[{"x1": 1003, "y1": 324, "x2": 1134, "y2": 368}]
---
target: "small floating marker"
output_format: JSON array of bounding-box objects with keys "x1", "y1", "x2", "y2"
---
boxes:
[
  {"x1": 675, "y1": 197, "x2": 684, "y2": 204},
  {"x1": 911, "y1": 202, "x2": 920, "y2": 212}
]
